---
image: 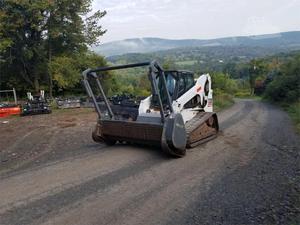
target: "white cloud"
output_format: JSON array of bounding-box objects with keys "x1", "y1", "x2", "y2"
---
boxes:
[
  {"x1": 92, "y1": 0, "x2": 300, "y2": 43},
  {"x1": 243, "y1": 17, "x2": 281, "y2": 36}
]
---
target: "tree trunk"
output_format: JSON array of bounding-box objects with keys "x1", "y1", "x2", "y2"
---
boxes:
[
  {"x1": 249, "y1": 73, "x2": 256, "y2": 96},
  {"x1": 49, "y1": 73, "x2": 53, "y2": 98},
  {"x1": 21, "y1": 58, "x2": 34, "y2": 88},
  {"x1": 48, "y1": 45, "x2": 53, "y2": 98},
  {"x1": 48, "y1": 10, "x2": 53, "y2": 99},
  {"x1": 34, "y1": 76, "x2": 40, "y2": 93}
]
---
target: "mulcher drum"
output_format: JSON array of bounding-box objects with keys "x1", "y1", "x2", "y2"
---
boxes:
[{"x1": 92, "y1": 112, "x2": 218, "y2": 149}]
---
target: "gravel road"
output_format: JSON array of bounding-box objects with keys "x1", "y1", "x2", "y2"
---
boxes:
[{"x1": 0, "y1": 99, "x2": 299, "y2": 225}]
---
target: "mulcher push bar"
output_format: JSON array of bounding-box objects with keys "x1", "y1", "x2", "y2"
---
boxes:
[
  {"x1": 82, "y1": 61, "x2": 173, "y2": 123},
  {"x1": 89, "y1": 62, "x2": 151, "y2": 73}
]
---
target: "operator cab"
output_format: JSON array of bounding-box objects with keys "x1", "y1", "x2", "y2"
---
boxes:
[
  {"x1": 153, "y1": 70, "x2": 195, "y2": 108},
  {"x1": 165, "y1": 71, "x2": 195, "y2": 99}
]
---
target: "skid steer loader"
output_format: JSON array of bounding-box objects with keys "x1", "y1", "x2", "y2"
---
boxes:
[{"x1": 82, "y1": 61, "x2": 218, "y2": 157}]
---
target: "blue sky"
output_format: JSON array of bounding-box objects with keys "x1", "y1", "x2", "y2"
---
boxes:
[{"x1": 92, "y1": 0, "x2": 300, "y2": 43}]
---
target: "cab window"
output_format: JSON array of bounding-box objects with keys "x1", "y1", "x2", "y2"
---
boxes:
[{"x1": 185, "y1": 74, "x2": 194, "y2": 91}]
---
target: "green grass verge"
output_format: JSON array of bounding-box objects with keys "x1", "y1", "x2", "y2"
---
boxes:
[
  {"x1": 214, "y1": 94, "x2": 235, "y2": 112},
  {"x1": 51, "y1": 107, "x2": 94, "y2": 115},
  {"x1": 284, "y1": 101, "x2": 300, "y2": 133},
  {"x1": 235, "y1": 91, "x2": 262, "y2": 100}
]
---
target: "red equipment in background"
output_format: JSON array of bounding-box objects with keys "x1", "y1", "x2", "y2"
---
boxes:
[
  {"x1": 0, "y1": 105, "x2": 21, "y2": 118},
  {"x1": 0, "y1": 88, "x2": 21, "y2": 118}
]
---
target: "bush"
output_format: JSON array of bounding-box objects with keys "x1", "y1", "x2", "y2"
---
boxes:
[
  {"x1": 211, "y1": 73, "x2": 244, "y2": 111},
  {"x1": 211, "y1": 73, "x2": 238, "y2": 95},
  {"x1": 214, "y1": 93, "x2": 235, "y2": 111},
  {"x1": 286, "y1": 101, "x2": 300, "y2": 133},
  {"x1": 264, "y1": 54, "x2": 300, "y2": 103}
]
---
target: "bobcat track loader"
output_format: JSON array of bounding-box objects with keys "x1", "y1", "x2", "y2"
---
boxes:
[{"x1": 82, "y1": 61, "x2": 218, "y2": 157}]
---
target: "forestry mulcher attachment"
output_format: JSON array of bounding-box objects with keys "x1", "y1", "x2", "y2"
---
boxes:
[
  {"x1": 21, "y1": 90, "x2": 51, "y2": 116},
  {"x1": 82, "y1": 61, "x2": 218, "y2": 157}
]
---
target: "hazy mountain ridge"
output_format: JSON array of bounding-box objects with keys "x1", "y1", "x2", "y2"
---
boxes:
[{"x1": 94, "y1": 31, "x2": 300, "y2": 56}]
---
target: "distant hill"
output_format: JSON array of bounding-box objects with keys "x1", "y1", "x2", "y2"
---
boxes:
[
  {"x1": 107, "y1": 47, "x2": 300, "y2": 77},
  {"x1": 94, "y1": 31, "x2": 300, "y2": 56}
]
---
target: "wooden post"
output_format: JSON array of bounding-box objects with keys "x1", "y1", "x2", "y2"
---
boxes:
[{"x1": 13, "y1": 88, "x2": 17, "y2": 104}]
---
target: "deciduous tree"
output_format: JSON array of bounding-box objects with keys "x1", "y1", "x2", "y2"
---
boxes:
[{"x1": 0, "y1": 0, "x2": 106, "y2": 96}]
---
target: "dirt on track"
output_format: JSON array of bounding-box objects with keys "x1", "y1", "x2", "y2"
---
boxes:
[{"x1": 0, "y1": 99, "x2": 299, "y2": 225}]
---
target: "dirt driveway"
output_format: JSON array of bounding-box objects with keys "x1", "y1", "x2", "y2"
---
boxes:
[{"x1": 0, "y1": 99, "x2": 299, "y2": 225}]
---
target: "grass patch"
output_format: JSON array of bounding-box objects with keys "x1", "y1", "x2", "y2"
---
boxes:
[
  {"x1": 283, "y1": 101, "x2": 300, "y2": 133},
  {"x1": 214, "y1": 93, "x2": 235, "y2": 112},
  {"x1": 52, "y1": 107, "x2": 94, "y2": 115},
  {"x1": 175, "y1": 60, "x2": 197, "y2": 66},
  {"x1": 234, "y1": 90, "x2": 251, "y2": 98},
  {"x1": 235, "y1": 91, "x2": 262, "y2": 100}
]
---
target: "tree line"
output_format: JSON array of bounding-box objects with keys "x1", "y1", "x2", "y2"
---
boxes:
[
  {"x1": 0, "y1": 0, "x2": 109, "y2": 97},
  {"x1": 1, "y1": 1, "x2": 298, "y2": 105}
]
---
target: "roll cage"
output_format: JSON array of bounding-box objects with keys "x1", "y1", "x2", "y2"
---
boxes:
[{"x1": 82, "y1": 61, "x2": 173, "y2": 123}]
